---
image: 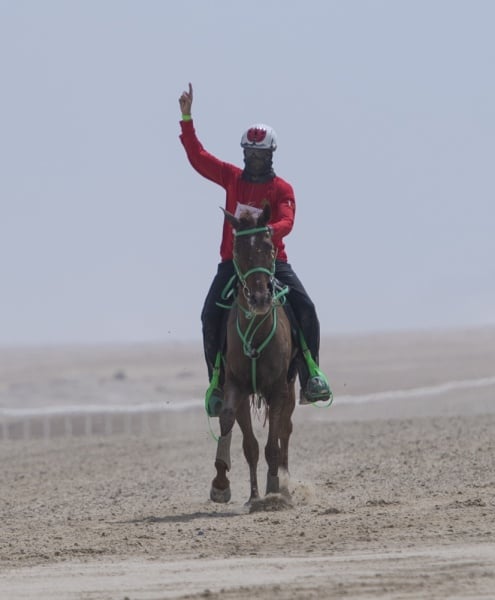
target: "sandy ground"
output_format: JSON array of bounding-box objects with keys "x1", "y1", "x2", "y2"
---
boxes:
[{"x1": 1, "y1": 327, "x2": 495, "y2": 599}]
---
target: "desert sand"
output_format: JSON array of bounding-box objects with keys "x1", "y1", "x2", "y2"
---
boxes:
[{"x1": 1, "y1": 327, "x2": 495, "y2": 599}]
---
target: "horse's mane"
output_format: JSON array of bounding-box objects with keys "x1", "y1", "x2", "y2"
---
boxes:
[{"x1": 237, "y1": 210, "x2": 260, "y2": 230}]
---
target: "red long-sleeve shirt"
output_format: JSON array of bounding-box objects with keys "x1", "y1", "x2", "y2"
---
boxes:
[{"x1": 179, "y1": 119, "x2": 295, "y2": 262}]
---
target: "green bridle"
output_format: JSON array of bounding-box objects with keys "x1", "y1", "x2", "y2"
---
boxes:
[
  {"x1": 233, "y1": 226, "x2": 275, "y2": 298},
  {"x1": 230, "y1": 225, "x2": 289, "y2": 397}
]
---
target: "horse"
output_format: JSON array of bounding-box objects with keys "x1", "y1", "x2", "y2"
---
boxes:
[{"x1": 210, "y1": 203, "x2": 297, "y2": 505}]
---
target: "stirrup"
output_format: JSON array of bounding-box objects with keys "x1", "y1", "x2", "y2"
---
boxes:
[
  {"x1": 205, "y1": 384, "x2": 223, "y2": 417},
  {"x1": 308, "y1": 373, "x2": 331, "y2": 400},
  {"x1": 299, "y1": 371, "x2": 333, "y2": 405},
  {"x1": 205, "y1": 352, "x2": 224, "y2": 417}
]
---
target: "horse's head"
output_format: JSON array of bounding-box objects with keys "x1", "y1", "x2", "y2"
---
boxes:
[{"x1": 223, "y1": 204, "x2": 275, "y2": 315}]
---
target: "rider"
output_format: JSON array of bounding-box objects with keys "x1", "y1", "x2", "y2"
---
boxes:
[{"x1": 178, "y1": 83, "x2": 331, "y2": 415}]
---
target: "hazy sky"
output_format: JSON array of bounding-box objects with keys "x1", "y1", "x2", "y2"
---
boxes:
[{"x1": 1, "y1": 1, "x2": 494, "y2": 345}]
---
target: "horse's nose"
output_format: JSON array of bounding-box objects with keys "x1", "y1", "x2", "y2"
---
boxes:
[{"x1": 250, "y1": 289, "x2": 272, "y2": 310}]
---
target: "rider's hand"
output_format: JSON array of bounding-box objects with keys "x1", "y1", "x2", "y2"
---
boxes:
[{"x1": 179, "y1": 83, "x2": 193, "y2": 116}]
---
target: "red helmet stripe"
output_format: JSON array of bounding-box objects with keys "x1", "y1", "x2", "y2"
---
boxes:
[{"x1": 247, "y1": 127, "x2": 267, "y2": 143}]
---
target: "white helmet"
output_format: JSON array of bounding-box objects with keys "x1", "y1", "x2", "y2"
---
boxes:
[{"x1": 240, "y1": 124, "x2": 277, "y2": 151}]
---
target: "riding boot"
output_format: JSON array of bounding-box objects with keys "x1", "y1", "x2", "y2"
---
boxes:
[
  {"x1": 298, "y1": 330, "x2": 333, "y2": 405},
  {"x1": 202, "y1": 324, "x2": 224, "y2": 417},
  {"x1": 201, "y1": 261, "x2": 235, "y2": 417},
  {"x1": 272, "y1": 261, "x2": 332, "y2": 405}
]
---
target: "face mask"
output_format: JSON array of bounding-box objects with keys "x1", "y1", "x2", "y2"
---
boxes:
[{"x1": 242, "y1": 149, "x2": 275, "y2": 182}]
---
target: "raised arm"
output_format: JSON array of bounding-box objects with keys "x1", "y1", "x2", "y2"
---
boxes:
[{"x1": 178, "y1": 83, "x2": 235, "y2": 186}]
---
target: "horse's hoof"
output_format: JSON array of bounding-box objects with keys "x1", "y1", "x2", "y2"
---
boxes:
[
  {"x1": 266, "y1": 474, "x2": 280, "y2": 495},
  {"x1": 210, "y1": 486, "x2": 231, "y2": 503},
  {"x1": 248, "y1": 493, "x2": 293, "y2": 513},
  {"x1": 280, "y1": 486, "x2": 292, "y2": 501},
  {"x1": 244, "y1": 494, "x2": 260, "y2": 507}
]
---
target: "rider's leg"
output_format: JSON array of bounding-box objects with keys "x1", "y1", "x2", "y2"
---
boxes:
[
  {"x1": 274, "y1": 261, "x2": 332, "y2": 403},
  {"x1": 201, "y1": 261, "x2": 235, "y2": 416}
]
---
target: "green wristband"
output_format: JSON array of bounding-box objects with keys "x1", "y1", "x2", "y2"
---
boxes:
[{"x1": 182, "y1": 114, "x2": 192, "y2": 121}]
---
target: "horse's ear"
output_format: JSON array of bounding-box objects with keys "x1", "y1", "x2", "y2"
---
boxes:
[
  {"x1": 221, "y1": 207, "x2": 240, "y2": 230},
  {"x1": 258, "y1": 202, "x2": 271, "y2": 227}
]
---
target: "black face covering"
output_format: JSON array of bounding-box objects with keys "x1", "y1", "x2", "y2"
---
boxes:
[{"x1": 242, "y1": 149, "x2": 275, "y2": 183}]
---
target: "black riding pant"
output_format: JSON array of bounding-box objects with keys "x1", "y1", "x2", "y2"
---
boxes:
[{"x1": 200, "y1": 260, "x2": 320, "y2": 384}]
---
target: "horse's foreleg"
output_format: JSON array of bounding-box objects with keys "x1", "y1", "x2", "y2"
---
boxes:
[
  {"x1": 278, "y1": 383, "x2": 296, "y2": 498},
  {"x1": 265, "y1": 405, "x2": 281, "y2": 495},
  {"x1": 210, "y1": 398, "x2": 237, "y2": 503},
  {"x1": 236, "y1": 399, "x2": 260, "y2": 504},
  {"x1": 210, "y1": 430, "x2": 232, "y2": 503}
]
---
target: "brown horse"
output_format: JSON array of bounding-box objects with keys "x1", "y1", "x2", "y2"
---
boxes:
[{"x1": 210, "y1": 204, "x2": 297, "y2": 505}]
